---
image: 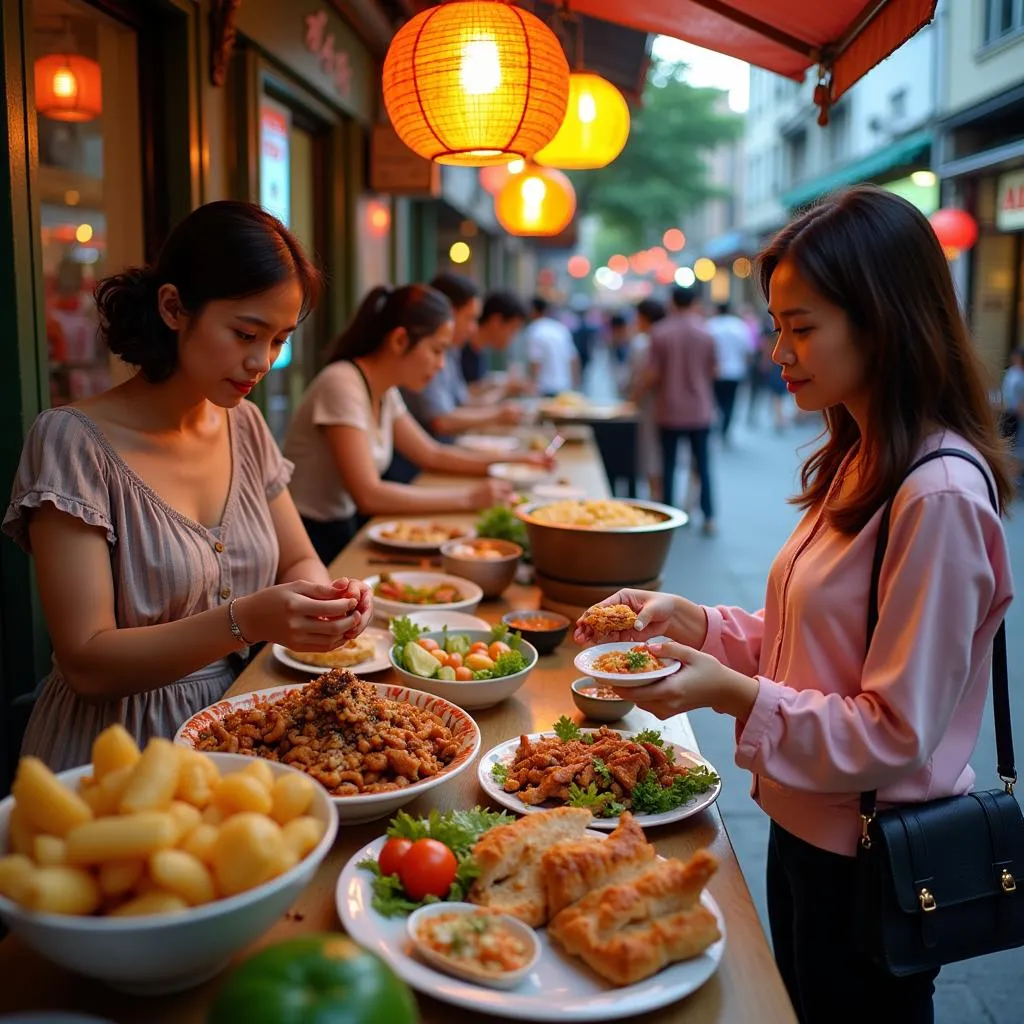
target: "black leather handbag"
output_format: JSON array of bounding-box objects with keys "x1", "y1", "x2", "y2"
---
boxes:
[{"x1": 856, "y1": 448, "x2": 1024, "y2": 976}]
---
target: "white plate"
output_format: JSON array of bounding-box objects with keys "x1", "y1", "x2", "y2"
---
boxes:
[
  {"x1": 455, "y1": 433, "x2": 521, "y2": 454},
  {"x1": 573, "y1": 643, "x2": 680, "y2": 686},
  {"x1": 174, "y1": 681, "x2": 481, "y2": 825},
  {"x1": 337, "y1": 835, "x2": 724, "y2": 1021},
  {"x1": 366, "y1": 520, "x2": 474, "y2": 552},
  {"x1": 405, "y1": 610, "x2": 492, "y2": 632},
  {"x1": 478, "y1": 730, "x2": 721, "y2": 830},
  {"x1": 365, "y1": 571, "x2": 484, "y2": 623},
  {"x1": 488, "y1": 462, "x2": 551, "y2": 489},
  {"x1": 271, "y1": 627, "x2": 392, "y2": 675}
]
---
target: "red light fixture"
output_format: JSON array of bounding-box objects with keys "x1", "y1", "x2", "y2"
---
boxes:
[
  {"x1": 929, "y1": 208, "x2": 978, "y2": 259},
  {"x1": 35, "y1": 52, "x2": 102, "y2": 122}
]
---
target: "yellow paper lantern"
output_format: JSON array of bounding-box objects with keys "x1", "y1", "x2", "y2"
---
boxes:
[
  {"x1": 383, "y1": 1, "x2": 570, "y2": 166},
  {"x1": 534, "y1": 72, "x2": 630, "y2": 170},
  {"x1": 495, "y1": 165, "x2": 575, "y2": 236},
  {"x1": 35, "y1": 53, "x2": 102, "y2": 123}
]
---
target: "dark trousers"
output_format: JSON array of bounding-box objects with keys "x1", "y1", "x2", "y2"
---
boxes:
[
  {"x1": 767, "y1": 823, "x2": 940, "y2": 1024},
  {"x1": 301, "y1": 514, "x2": 360, "y2": 568},
  {"x1": 713, "y1": 378, "x2": 741, "y2": 438},
  {"x1": 659, "y1": 426, "x2": 713, "y2": 519}
]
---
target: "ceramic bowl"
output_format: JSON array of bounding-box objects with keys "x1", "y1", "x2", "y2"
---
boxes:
[
  {"x1": 500, "y1": 609, "x2": 571, "y2": 655},
  {"x1": 440, "y1": 538, "x2": 522, "y2": 599},
  {"x1": 364, "y1": 571, "x2": 483, "y2": 622},
  {"x1": 570, "y1": 676, "x2": 636, "y2": 722}
]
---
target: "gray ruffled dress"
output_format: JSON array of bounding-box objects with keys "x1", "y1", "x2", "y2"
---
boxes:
[{"x1": 3, "y1": 402, "x2": 292, "y2": 770}]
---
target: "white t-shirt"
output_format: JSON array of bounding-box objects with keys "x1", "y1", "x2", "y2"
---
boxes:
[
  {"x1": 706, "y1": 314, "x2": 752, "y2": 381},
  {"x1": 525, "y1": 316, "x2": 577, "y2": 396},
  {"x1": 283, "y1": 361, "x2": 407, "y2": 522}
]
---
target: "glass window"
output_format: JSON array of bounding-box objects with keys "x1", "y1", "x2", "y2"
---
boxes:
[
  {"x1": 983, "y1": 0, "x2": 1024, "y2": 44},
  {"x1": 34, "y1": 0, "x2": 143, "y2": 408}
]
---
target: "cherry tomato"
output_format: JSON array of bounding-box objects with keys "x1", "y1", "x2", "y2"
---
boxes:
[
  {"x1": 446, "y1": 652, "x2": 463, "y2": 669},
  {"x1": 430, "y1": 649, "x2": 449, "y2": 666},
  {"x1": 454, "y1": 666, "x2": 474, "y2": 681},
  {"x1": 465, "y1": 652, "x2": 495, "y2": 671},
  {"x1": 470, "y1": 641, "x2": 489, "y2": 654},
  {"x1": 397, "y1": 839, "x2": 458, "y2": 901},
  {"x1": 488, "y1": 641, "x2": 512, "y2": 661},
  {"x1": 434, "y1": 588, "x2": 458, "y2": 604},
  {"x1": 417, "y1": 638, "x2": 440, "y2": 652},
  {"x1": 377, "y1": 838, "x2": 412, "y2": 877}
]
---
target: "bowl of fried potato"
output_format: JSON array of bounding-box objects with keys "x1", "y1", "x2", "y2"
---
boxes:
[{"x1": 0, "y1": 727, "x2": 337, "y2": 995}]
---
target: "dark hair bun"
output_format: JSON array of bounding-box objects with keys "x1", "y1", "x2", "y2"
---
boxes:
[{"x1": 95, "y1": 268, "x2": 177, "y2": 383}]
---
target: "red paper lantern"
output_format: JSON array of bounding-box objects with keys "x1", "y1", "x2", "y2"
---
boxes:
[
  {"x1": 929, "y1": 208, "x2": 978, "y2": 256},
  {"x1": 35, "y1": 54, "x2": 102, "y2": 122}
]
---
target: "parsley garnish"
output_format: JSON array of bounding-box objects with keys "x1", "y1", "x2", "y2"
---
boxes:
[
  {"x1": 626, "y1": 649, "x2": 650, "y2": 670},
  {"x1": 389, "y1": 615, "x2": 427, "y2": 647},
  {"x1": 566, "y1": 782, "x2": 625, "y2": 818},
  {"x1": 593, "y1": 758, "x2": 612, "y2": 784},
  {"x1": 490, "y1": 762, "x2": 509, "y2": 784},
  {"x1": 553, "y1": 715, "x2": 581, "y2": 742},
  {"x1": 629, "y1": 766, "x2": 720, "y2": 815}
]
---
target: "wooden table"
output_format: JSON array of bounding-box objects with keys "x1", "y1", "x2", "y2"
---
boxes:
[{"x1": 0, "y1": 437, "x2": 795, "y2": 1024}]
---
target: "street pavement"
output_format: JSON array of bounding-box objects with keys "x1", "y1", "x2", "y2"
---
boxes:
[{"x1": 582, "y1": 347, "x2": 1024, "y2": 1024}]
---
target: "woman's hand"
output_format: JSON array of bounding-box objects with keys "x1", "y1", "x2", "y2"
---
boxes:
[
  {"x1": 620, "y1": 640, "x2": 759, "y2": 721},
  {"x1": 329, "y1": 577, "x2": 374, "y2": 640},
  {"x1": 467, "y1": 478, "x2": 515, "y2": 510},
  {"x1": 231, "y1": 580, "x2": 364, "y2": 652},
  {"x1": 518, "y1": 451, "x2": 557, "y2": 470},
  {"x1": 574, "y1": 589, "x2": 705, "y2": 646}
]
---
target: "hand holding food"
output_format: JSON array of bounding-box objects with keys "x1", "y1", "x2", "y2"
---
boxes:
[
  {"x1": 231, "y1": 580, "x2": 362, "y2": 652},
  {"x1": 329, "y1": 576, "x2": 374, "y2": 639},
  {"x1": 574, "y1": 589, "x2": 683, "y2": 645},
  {"x1": 497, "y1": 403, "x2": 525, "y2": 425},
  {"x1": 469, "y1": 478, "x2": 516, "y2": 511},
  {"x1": 0, "y1": 726, "x2": 325, "y2": 917}
]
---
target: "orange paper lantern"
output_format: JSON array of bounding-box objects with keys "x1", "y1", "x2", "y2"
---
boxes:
[
  {"x1": 382, "y1": 1, "x2": 570, "y2": 166},
  {"x1": 495, "y1": 165, "x2": 575, "y2": 237},
  {"x1": 479, "y1": 158, "x2": 525, "y2": 195},
  {"x1": 534, "y1": 72, "x2": 630, "y2": 170},
  {"x1": 35, "y1": 53, "x2": 102, "y2": 122}
]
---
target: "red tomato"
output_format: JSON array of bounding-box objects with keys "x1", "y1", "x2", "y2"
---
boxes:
[
  {"x1": 417, "y1": 638, "x2": 440, "y2": 652},
  {"x1": 377, "y1": 838, "x2": 412, "y2": 877},
  {"x1": 446, "y1": 652, "x2": 463, "y2": 669},
  {"x1": 397, "y1": 839, "x2": 458, "y2": 901},
  {"x1": 469, "y1": 641, "x2": 489, "y2": 654},
  {"x1": 488, "y1": 641, "x2": 512, "y2": 661},
  {"x1": 430, "y1": 649, "x2": 449, "y2": 666},
  {"x1": 454, "y1": 666, "x2": 473, "y2": 681}
]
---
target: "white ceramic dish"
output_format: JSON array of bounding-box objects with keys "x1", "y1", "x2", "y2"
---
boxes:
[
  {"x1": 478, "y1": 730, "x2": 721, "y2": 830},
  {"x1": 570, "y1": 677, "x2": 635, "y2": 722},
  {"x1": 573, "y1": 642, "x2": 680, "y2": 686},
  {"x1": 406, "y1": 902, "x2": 540, "y2": 990},
  {"x1": 271, "y1": 627, "x2": 392, "y2": 675},
  {"x1": 337, "y1": 834, "x2": 725, "y2": 1021},
  {"x1": 531, "y1": 483, "x2": 587, "y2": 501},
  {"x1": 0, "y1": 753, "x2": 338, "y2": 996},
  {"x1": 388, "y1": 629, "x2": 538, "y2": 710},
  {"x1": 175, "y1": 682, "x2": 481, "y2": 825},
  {"x1": 405, "y1": 610, "x2": 491, "y2": 632},
  {"x1": 366, "y1": 520, "x2": 473, "y2": 552},
  {"x1": 365, "y1": 571, "x2": 483, "y2": 623},
  {"x1": 488, "y1": 462, "x2": 551, "y2": 489},
  {"x1": 454, "y1": 434, "x2": 521, "y2": 454}
]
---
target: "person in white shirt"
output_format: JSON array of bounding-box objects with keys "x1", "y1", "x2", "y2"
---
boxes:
[
  {"x1": 627, "y1": 298, "x2": 667, "y2": 500},
  {"x1": 524, "y1": 296, "x2": 580, "y2": 397},
  {"x1": 706, "y1": 302, "x2": 753, "y2": 443},
  {"x1": 1001, "y1": 347, "x2": 1024, "y2": 485}
]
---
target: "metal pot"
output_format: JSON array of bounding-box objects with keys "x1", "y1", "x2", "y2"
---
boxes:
[{"x1": 515, "y1": 499, "x2": 688, "y2": 586}]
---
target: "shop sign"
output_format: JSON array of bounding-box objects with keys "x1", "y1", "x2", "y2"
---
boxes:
[
  {"x1": 304, "y1": 10, "x2": 351, "y2": 100},
  {"x1": 996, "y1": 169, "x2": 1024, "y2": 232},
  {"x1": 370, "y1": 124, "x2": 441, "y2": 196},
  {"x1": 259, "y1": 99, "x2": 291, "y2": 226}
]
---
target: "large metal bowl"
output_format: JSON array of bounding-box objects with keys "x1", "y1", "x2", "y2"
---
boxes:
[{"x1": 515, "y1": 499, "x2": 688, "y2": 586}]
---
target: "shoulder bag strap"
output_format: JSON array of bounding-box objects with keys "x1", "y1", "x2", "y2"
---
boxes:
[{"x1": 860, "y1": 448, "x2": 1013, "y2": 825}]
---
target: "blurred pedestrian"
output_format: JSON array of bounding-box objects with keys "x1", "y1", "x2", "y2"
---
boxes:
[
  {"x1": 706, "y1": 302, "x2": 751, "y2": 443},
  {"x1": 524, "y1": 296, "x2": 580, "y2": 397},
  {"x1": 628, "y1": 298, "x2": 667, "y2": 500},
  {"x1": 1001, "y1": 347, "x2": 1024, "y2": 487}
]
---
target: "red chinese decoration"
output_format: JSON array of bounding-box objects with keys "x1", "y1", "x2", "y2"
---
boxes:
[
  {"x1": 305, "y1": 10, "x2": 352, "y2": 99},
  {"x1": 928, "y1": 208, "x2": 978, "y2": 258}
]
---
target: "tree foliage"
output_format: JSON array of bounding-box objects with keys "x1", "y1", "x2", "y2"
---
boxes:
[{"x1": 571, "y1": 60, "x2": 743, "y2": 257}]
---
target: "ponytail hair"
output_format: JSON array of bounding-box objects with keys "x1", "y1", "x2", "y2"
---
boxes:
[
  {"x1": 328, "y1": 284, "x2": 453, "y2": 362},
  {"x1": 95, "y1": 200, "x2": 321, "y2": 383}
]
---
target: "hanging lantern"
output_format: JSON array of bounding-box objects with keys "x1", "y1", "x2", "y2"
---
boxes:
[
  {"x1": 495, "y1": 165, "x2": 575, "y2": 236},
  {"x1": 35, "y1": 53, "x2": 102, "y2": 122},
  {"x1": 382, "y1": 1, "x2": 569, "y2": 166},
  {"x1": 534, "y1": 72, "x2": 630, "y2": 170},
  {"x1": 567, "y1": 255, "x2": 590, "y2": 278},
  {"x1": 479, "y1": 158, "x2": 525, "y2": 195},
  {"x1": 929, "y1": 208, "x2": 979, "y2": 259}
]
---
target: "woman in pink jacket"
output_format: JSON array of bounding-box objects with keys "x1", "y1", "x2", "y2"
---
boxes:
[{"x1": 576, "y1": 186, "x2": 1014, "y2": 1024}]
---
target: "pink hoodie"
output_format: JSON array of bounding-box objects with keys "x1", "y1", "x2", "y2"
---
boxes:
[{"x1": 701, "y1": 432, "x2": 1014, "y2": 856}]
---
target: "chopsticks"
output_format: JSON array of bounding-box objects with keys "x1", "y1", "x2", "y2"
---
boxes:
[{"x1": 544, "y1": 433, "x2": 566, "y2": 458}]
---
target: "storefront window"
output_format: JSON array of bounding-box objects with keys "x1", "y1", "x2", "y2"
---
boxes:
[{"x1": 34, "y1": 0, "x2": 143, "y2": 408}]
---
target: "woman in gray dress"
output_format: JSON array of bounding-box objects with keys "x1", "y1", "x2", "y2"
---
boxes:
[{"x1": 4, "y1": 201, "x2": 372, "y2": 769}]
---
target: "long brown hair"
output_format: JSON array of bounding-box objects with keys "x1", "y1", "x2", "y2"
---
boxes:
[{"x1": 758, "y1": 185, "x2": 1013, "y2": 532}]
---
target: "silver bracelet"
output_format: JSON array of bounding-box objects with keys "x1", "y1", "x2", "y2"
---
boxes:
[{"x1": 228, "y1": 599, "x2": 254, "y2": 647}]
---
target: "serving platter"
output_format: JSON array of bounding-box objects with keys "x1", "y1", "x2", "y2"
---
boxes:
[
  {"x1": 366, "y1": 520, "x2": 473, "y2": 552},
  {"x1": 478, "y1": 730, "x2": 721, "y2": 831},
  {"x1": 336, "y1": 833, "x2": 725, "y2": 1022},
  {"x1": 271, "y1": 627, "x2": 392, "y2": 675}
]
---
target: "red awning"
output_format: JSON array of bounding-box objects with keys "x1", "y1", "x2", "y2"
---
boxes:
[{"x1": 563, "y1": 0, "x2": 937, "y2": 117}]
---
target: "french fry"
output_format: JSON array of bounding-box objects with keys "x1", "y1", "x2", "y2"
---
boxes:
[
  {"x1": 33, "y1": 834, "x2": 67, "y2": 867},
  {"x1": 8, "y1": 805, "x2": 37, "y2": 857},
  {"x1": 98, "y1": 859, "x2": 145, "y2": 898},
  {"x1": 240, "y1": 759, "x2": 274, "y2": 790},
  {"x1": 281, "y1": 816, "x2": 325, "y2": 860},
  {"x1": 167, "y1": 800, "x2": 203, "y2": 843},
  {"x1": 212, "y1": 813, "x2": 286, "y2": 896},
  {"x1": 179, "y1": 823, "x2": 219, "y2": 865},
  {"x1": 119, "y1": 738, "x2": 180, "y2": 813},
  {"x1": 12, "y1": 757, "x2": 93, "y2": 837},
  {"x1": 21, "y1": 866, "x2": 101, "y2": 915},
  {"x1": 201, "y1": 804, "x2": 224, "y2": 827},
  {"x1": 270, "y1": 773, "x2": 315, "y2": 826},
  {"x1": 91, "y1": 724, "x2": 142, "y2": 780},
  {"x1": 65, "y1": 812, "x2": 177, "y2": 864},
  {"x1": 149, "y1": 849, "x2": 215, "y2": 906},
  {"x1": 0, "y1": 854, "x2": 36, "y2": 901},
  {"x1": 109, "y1": 890, "x2": 189, "y2": 917},
  {"x1": 175, "y1": 761, "x2": 213, "y2": 809},
  {"x1": 212, "y1": 773, "x2": 273, "y2": 817},
  {"x1": 79, "y1": 763, "x2": 136, "y2": 818}
]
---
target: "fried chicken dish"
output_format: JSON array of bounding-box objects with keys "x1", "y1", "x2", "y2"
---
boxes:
[
  {"x1": 579, "y1": 603, "x2": 638, "y2": 633},
  {"x1": 192, "y1": 670, "x2": 463, "y2": 796}
]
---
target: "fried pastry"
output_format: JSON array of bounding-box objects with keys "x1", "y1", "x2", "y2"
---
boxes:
[
  {"x1": 547, "y1": 849, "x2": 721, "y2": 986},
  {"x1": 542, "y1": 811, "x2": 656, "y2": 918},
  {"x1": 469, "y1": 806, "x2": 593, "y2": 926},
  {"x1": 284, "y1": 635, "x2": 375, "y2": 669},
  {"x1": 580, "y1": 603, "x2": 637, "y2": 633}
]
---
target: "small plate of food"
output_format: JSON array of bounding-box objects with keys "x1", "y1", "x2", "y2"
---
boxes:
[
  {"x1": 573, "y1": 642, "x2": 679, "y2": 686},
  {"x1": 365, "y1": 571, "x2": 483, "y2": 622},
  {"x1": 272, "y1": 627, "x2": 392, "y2": 675},
  {"x1": 454, "y1": 434, "x2": 521, "y2": 454},
  {"x1": 367, "y1": 520, "x2": 473, "y2": 552},
  {"x1": 488, "y1": 463, "x2": 552, "y2": 490}
]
